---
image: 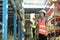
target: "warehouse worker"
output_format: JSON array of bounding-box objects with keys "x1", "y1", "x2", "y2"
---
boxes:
[
  {"x1": 30, "y1": 13, "x2": 36, "y2": 38},
  {"x1": 36, "y1": 10, "x2": 48, "y2": 40}
]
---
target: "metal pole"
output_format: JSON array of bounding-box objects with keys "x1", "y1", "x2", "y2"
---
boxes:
[
  {"x1": 2, "y1": 0, "x2": 8, "y2": 40},
  {"x1": 18, "y1": 20, "x2": 22, "y2": 40},
  {"x1": 54, "y1": 3, "x2": 56, "y2": 40},
  {"x1": 14, "y1": 13, "x2": 16, "y2": 40},
  {"x1": 13, "y1": 0, "x2": 17, "y2": 40}
]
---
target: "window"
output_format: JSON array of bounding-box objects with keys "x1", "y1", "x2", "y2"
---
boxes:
[{"x1": 23, "y1": 0, "x2": 47, "y2": 5}]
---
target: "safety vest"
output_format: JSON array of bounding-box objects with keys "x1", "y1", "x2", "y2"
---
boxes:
[{"x1": 38, "y1": 18, "x2": 47, "y2": 35}]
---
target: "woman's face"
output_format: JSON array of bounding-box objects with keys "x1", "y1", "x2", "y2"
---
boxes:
[{"x1": 40, "y1": 12, "x2": 44, "y2": 17}]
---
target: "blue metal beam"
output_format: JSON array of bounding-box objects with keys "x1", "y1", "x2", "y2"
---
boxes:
[
  {"x1": 13, "y1": 0, "x2": 17, "y2": 40},
  {"x1": 18, "y1": 21, "x2": 22, "y2": 40},
  {"x1": 14, "y1": 13, "x2": 16, "y2": 40},
  {"x1": 2, "y1": 0, "x2": 8, "y2": 40}
]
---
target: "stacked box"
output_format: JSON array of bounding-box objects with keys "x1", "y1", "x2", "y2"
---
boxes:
[{"x1": 48, "y1": 23, "x2": 54, "y2": 33}]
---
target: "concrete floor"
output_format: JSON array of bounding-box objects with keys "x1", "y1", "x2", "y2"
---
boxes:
[
  {"x1": 0, "y1": 34, "x2": 18, "y2": 40},
  {"x1": 0, "y1": 33, "x2": 60, "y2": 40}
]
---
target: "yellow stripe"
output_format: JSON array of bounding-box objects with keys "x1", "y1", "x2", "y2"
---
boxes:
[
  {"x1": 39, "y1": 29, "x2": 46, "y2": 32},
  {"x1": 39, "y1": 25, "x2": 46, "y2": 28}
]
